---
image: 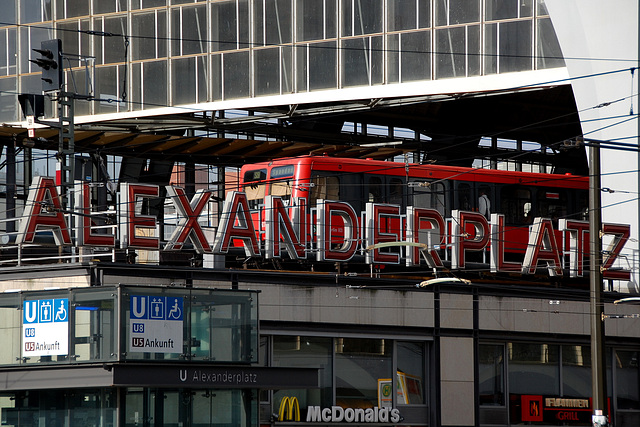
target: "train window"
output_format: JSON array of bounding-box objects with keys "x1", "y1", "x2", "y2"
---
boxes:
[
  {"x1": 270, "y1": 180, "x2": 292, "y2": 202},
  {"x1": 389, "y1": 178, "x2": 404, "y2": 205},
  {"x1": 457, "y1": 183, "x2": 472, "y2": 211},
  {"x1": 537, "y1": 189, "x2": 567, "y2": 224},
  {"x1": 243, "y1": 168, "x2": 267, "y2": 209},
  {"x1": 310, "y1": 174, "x2": 340, "y2": 207},
  {"x1": 368, "y1": 176, "x2": 384, "y2": 203},
  {"x1": 500, "y1": 186, "x2": 532, "y2": 225},
  {"x1": 410, "y1": 180, "x2": 446, "y2": 216}
]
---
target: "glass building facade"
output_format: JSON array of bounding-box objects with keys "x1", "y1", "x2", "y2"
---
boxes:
[{"x1": 0, "y1": 0, "x2": 565, "y2": 122}]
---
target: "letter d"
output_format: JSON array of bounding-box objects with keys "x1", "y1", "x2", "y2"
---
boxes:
[{"x1": 332, "y1": 406, "x2": 344, "y2": 422}]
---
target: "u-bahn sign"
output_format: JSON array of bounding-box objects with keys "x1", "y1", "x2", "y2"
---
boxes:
[
  {"x1": 14, "y1": 177, "x2": 631, "y2": 280},
  {"x1": 23, "y1": 298, "x2": 69, "y2": 357}
]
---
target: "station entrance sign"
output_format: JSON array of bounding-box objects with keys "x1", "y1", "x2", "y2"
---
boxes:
[
  {"x1": 22, "y1": 298, "x2": 69, "y2": 357},
  {"x1": 129, "y1": 295, "x2": 184, "y2": 353}
]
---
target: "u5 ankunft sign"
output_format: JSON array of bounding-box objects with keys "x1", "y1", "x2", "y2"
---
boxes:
[
  {"x1": 15, "y1": 177, "x2": 631, "y2": 280},
  {"x1": 130, "y1": 295, "x2": 183, "y2": 353}
]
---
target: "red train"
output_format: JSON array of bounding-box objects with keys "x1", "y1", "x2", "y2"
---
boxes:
[{"x1": 234, "y1": 155, "x2": 597, "y2": 278}]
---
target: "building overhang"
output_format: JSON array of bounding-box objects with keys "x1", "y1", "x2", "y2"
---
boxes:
[{"x1": 0, "y1": 363, "x2": 319, "y2": 391}]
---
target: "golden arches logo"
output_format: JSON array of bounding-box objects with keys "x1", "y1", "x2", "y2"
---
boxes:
[{"x1": 278, "y1": 396, "x2": 300, "y2": 422}]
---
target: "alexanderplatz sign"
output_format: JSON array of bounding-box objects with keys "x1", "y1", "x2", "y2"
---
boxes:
[{"x1": 14, "y1": 177, "x2": 630, "y2": 280}]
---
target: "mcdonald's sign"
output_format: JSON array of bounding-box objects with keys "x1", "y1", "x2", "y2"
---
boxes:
[{"x1": 279, "y1": 396, "x2": 301, "y2": 422}]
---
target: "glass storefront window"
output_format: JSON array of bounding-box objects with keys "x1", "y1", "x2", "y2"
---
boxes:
[
  {"x1": 273, "y1": 336, "x2": 333, "y2": 409},
  {"x1": 479, "y1": 344, "x2": 504, "y2": 406},
  {"x1": 562, "y1": 345, "x2": 591, "y2": 397},
  {"x1": 0, "y1": 389, "x2": 116, "y2": 427},
  {"x1": 508, "y1": 342, "x2": 559, "y2": 395},
  {"x1": 125, "y1": 388, "x2": 257, "y2": 427},
  {"x1": 335, "y1": 337, "x2": 391, "y2": 408},
  {"x1": 615, "y1": 350, "x2": 640, "y2": 410},
  {"x1": 397, "y1": 341, "x2": 426, "y2": 404}
]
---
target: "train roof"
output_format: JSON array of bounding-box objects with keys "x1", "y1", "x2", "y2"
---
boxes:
[{"x1": 241, "y1": 155, "x2": 588, "y2": 189}]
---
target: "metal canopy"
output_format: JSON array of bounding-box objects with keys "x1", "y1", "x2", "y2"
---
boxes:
[{"x1": 0, "y1": 84, "x2": 584, "y2": 170}]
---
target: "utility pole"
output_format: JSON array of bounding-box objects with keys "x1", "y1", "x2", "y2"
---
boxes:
[{"x1": 589, "y1": 141, "x2": 608, "y2": 427}]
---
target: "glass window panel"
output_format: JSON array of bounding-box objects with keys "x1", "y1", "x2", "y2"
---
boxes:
[
  {"x1": 485, "y1": 0, "x2": 518, "y2": 21},
  {"x1": 562, "y1": 345, "x2": 591, "y2": 397},
  {"x1": 211, "y1": 0, "x2": 249, "y2": 51},
  {"x1": 308, "y1": 41, "x2": 337, "y2": 90},
  {"x1": 190, "y1": 291, "x2": 258, "y2": 363},
  {"x1": 418, "y1": 0, "x2": 430, "y2": 27},
  {"x1": 508, "y1": 342, "x2": 559, "y2": 395},
  {"x1": 133, "y1": 60, "x2": 168, "y2": 110},
  {"x1": 484, "y1": 22, "x2": 497, "y2": 75},
  {"x1": 95, "y1": 65, "x2": 123, "y2": 114},
  {"x1": 71, "y1": 289, "x2": 117, "y2": 362},
  {"x1": 342, "y1": 37, "x2": 373, "y2": 87},
  {"x1": 212, "y1": 53, "x2": 222, "y2": 100},
  {"x1": 335, "y1": 338, "x2": 391, "y2": 407},
  {"x1": 172, "y1": 57, "x2": 197, "y2": 104},
  {"x1": 436, "y1": 26, "x2": 465, "y2": 79},
  {"x1": 0, "y1": 28, "x2": 18, "y2": 76},
  {"x1": 388, "y1": 0, "x2": 417, "y2": 31},
  {"x1": 255, "y1": 47, "x2": 281, "y2": 96},
  {"x1": 400, "y1": 30, "x2": 430, "y2": 82},
  {"x1": 498, "y1": 20, "x2": 532, "y2": 73},
  {"x1": 355, "y1": 0, "x2": 382, "y2": 35},
  {"x1": 21, "y1": 0, "x2": 52, "y2": 23},
  {"x1": 343, "y1": 0, "x2": 382, "y2": 36},
  {"x1": 2, "y1": 2, "x2": 16, "y2": 25},
  {"x1": 170, "y1": 55, "x2": 209, "y2": 104},
  {"x1": 0, "y1": 77, "x2": 18, "y2": 122},
  {"x1": 181, "y1": 5, "x2": 207, "y2": 55},
  {"x1": 98, "y1": 15, "x2": 128, "y2": 65},
  {"x1": 273, "y1": 336, "x2": 333, "y2": 408},
  {"x1": 436, "y1": 0, "x2": 479, "y2": 26},
  {"x1": 536, "y1": 17, "x2": 565, "y2": 69},
  {"x1": 132, "y1": 11, "x2": 168, "y2": 60},
  {"x1": 62, "y1": 0, "x2": 88, "y2": 17},
  {"x1": 295, "y1": 44, "x2": 308, "y2": 91},
  {"x1": 297, "y1": 0, "x2": 337, "y2": 41},
  {"x1": 387, "y1": 34, "x2": 399, "y2": 83},
  {"x1": 223, "y1": 50, "x2": 250, "y2": 99},
  {"x1": 281, "y1": 45, "x2": 293, "y2": 93},
  {"x1": 397, "y1": 341, "x2": 426, "y2": 404},
  {"x1": 479, "y1": 344, "x2": 504, "y2": 405},
  {"x1": 20, "y1": 26, "x2": 53, "y2": 74},
  {"x1": 467, "y1": 24, "x2": 480, "y2": 76},
  {"x1": 263, "y1": 0, "x2": 292, "y2": 45},
  {"x1": 93, "y1": 0, "x2": 128, "y2": 13},
  {"x1": 434, "y1": 0, "x2": 446, "y2": 27},
  {"x1": 520, "y1": 0, "x2": 534, "y2": 17},
  {"x1": 615, "y1": 350, "x2": 640, "y2": 410},
  {"x1": 131, "y1": 0, "x2": 166, "y2": 9},
  {"x1": 449, "y1": 0, "x2": 479, "y2": 24}
]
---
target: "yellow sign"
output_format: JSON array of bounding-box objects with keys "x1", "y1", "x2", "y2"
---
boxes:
[{"x1": 278, "y1": 396, "x2": 301, "y2": 422}]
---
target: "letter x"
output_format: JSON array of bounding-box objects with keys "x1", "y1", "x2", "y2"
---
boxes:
[{"x1": 165, "y1": 187, "x2": 212, "y2": 252}]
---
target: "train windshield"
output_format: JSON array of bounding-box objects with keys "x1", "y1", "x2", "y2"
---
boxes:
[{"x1": 242, "y1": 168, "x2": 267, "y2": 209}]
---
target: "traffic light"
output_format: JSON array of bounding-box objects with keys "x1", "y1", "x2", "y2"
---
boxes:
[{"x1": 30, "y1": 39, "x2": 63, "y2": 93}]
